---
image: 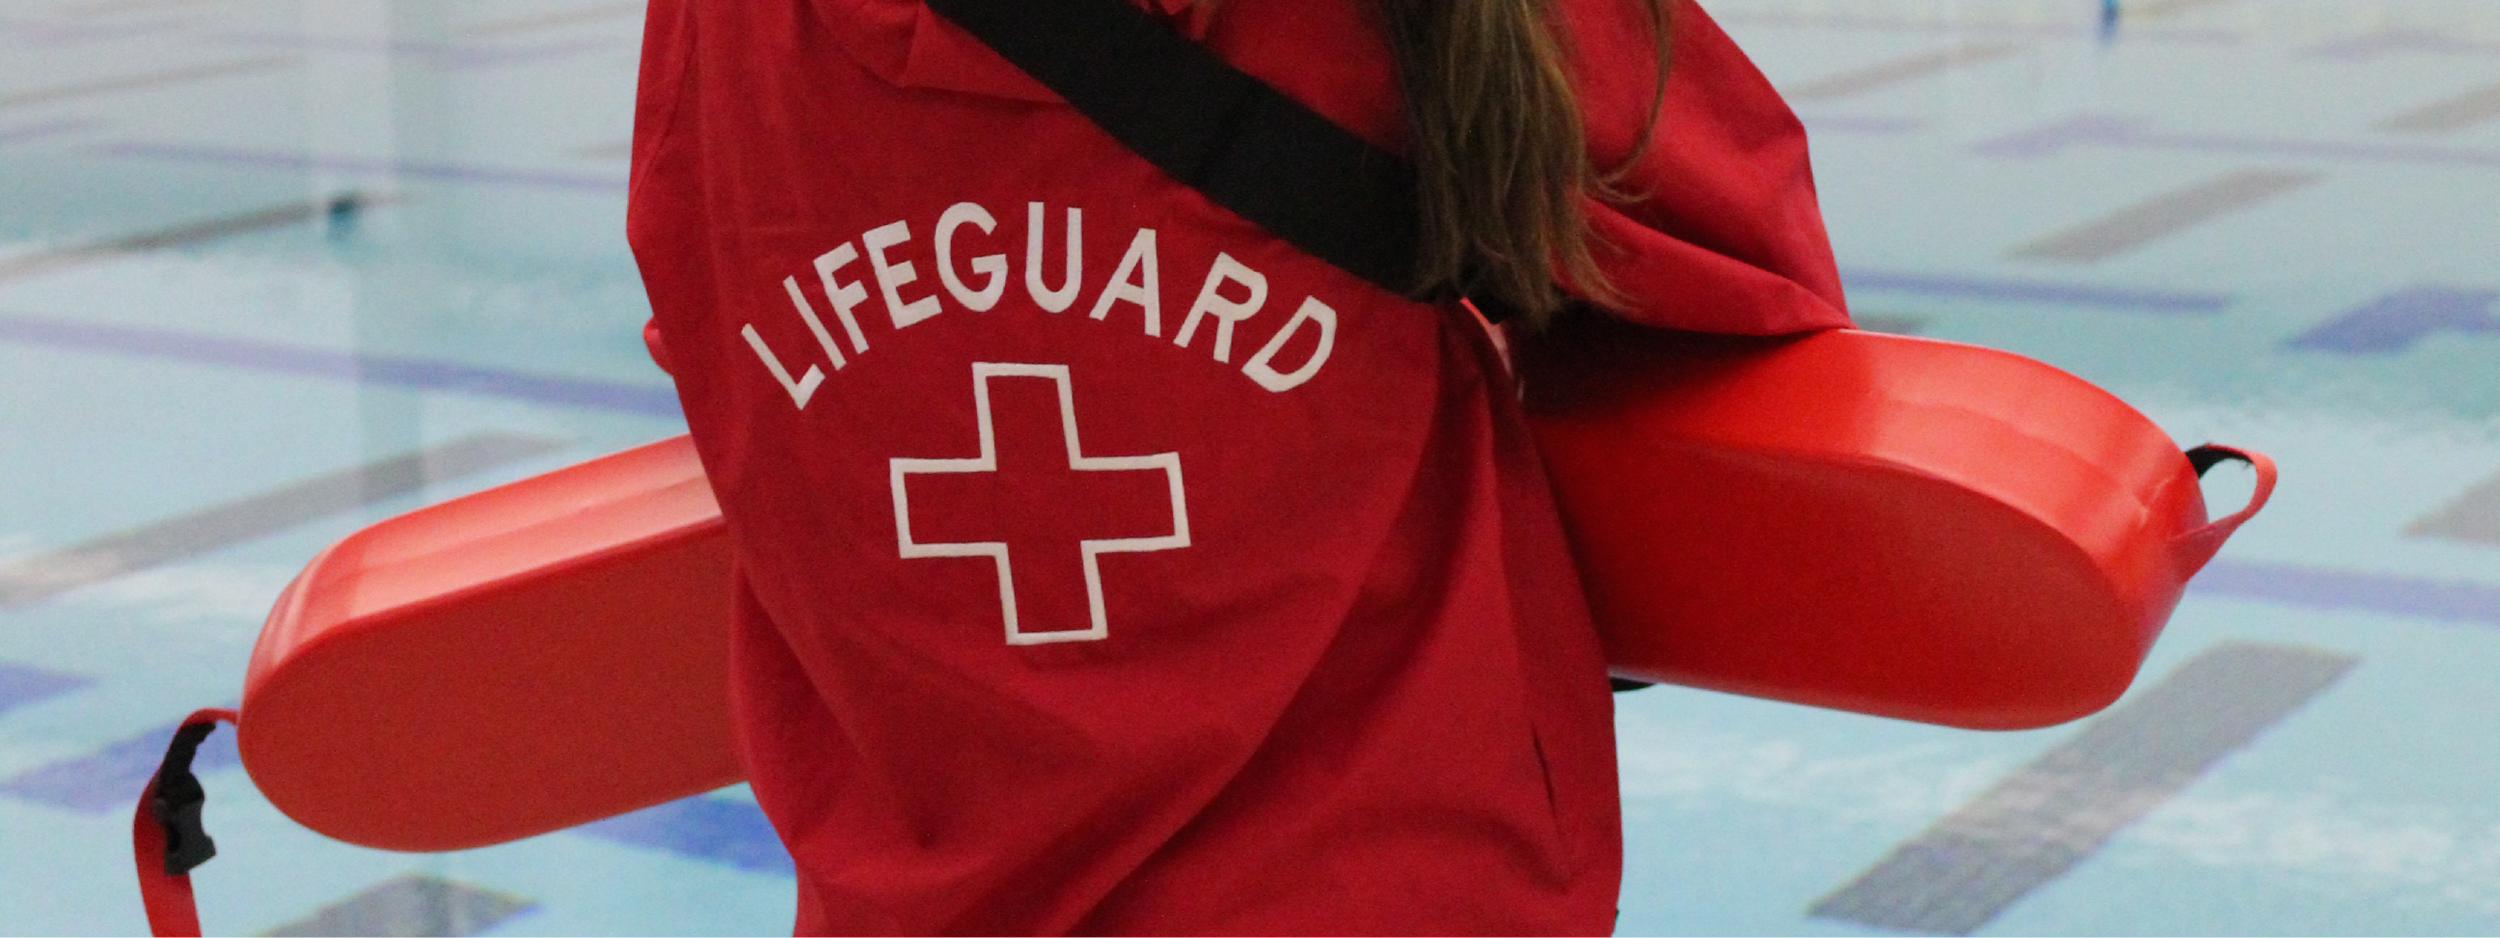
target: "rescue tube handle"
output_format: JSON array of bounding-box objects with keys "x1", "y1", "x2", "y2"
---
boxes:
[
  {"x1": 2173, "y1": 444, "x2": 2277, "y2": 576},
  {"x1": 133, "y1": 708, "x2": 238, "y2": 938}
]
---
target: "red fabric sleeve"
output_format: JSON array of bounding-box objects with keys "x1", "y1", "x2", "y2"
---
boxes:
[
  {"x1": 1564, "y1": 0, "x2": 1852, "y2": 334},
  {"x1": 628, "y1": 0, "x2": 695, "y2": 204}
]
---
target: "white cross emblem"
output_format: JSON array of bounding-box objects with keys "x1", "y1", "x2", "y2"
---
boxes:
[{"x1": 890, "y1": 362, "x2": 1191, "y2": 645}]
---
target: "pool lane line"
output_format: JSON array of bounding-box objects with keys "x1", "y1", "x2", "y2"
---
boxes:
[
  {"x1": 2308, "y1": 29, "x2": 2500, "y2": 63},
  {"x1": 0, "y1": 314, "x2": 681, "y2": 417},
  {"x1": 0, "y1": 54, "x2": 297, "y2": 111},
  {"x1": 2009, "y1": 168, "x2": 2320, "y2": 264},
  {"x1": 0, "y1": 117, "x2": 97, "y2": 146},
  {"x1": 2193, "y1": 559, "x2": 2500, "y2": 627},
  {"x1": 97, "y1": 142, "x2": 628, "y2": 191},
  {"x1": 0, "y1": 194, "x2": 384, "y2": 283},
  {"x1": 1838, "y1": 268, "x2": 2232, "y2": 314},
  {"x1": 2409, "y1": 472, "x2": 2500, "y2": 547},
  {"x1": 1809, "y1": 642, "x2": 2357, "y2": 936},
  {"x1": 1784, "y1": 42, "x2": 2026, "y2": 103},
  {"x1": 0, "y1": 663, "x2": 90, "y2": 717},
  {"x1": 1977, "y1": 114, "x2": 2500, "y2": 169},
  {"x1": 0, "y1": 432, "x2": 567, "y2": 610},
  {"x1": 2376, "y1": 78, "x2": 2500, "y2": 136},
  {"x1": 265, "y1": 875, "x2": 538, "y2": 938}
]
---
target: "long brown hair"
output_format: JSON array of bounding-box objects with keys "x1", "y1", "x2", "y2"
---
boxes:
[
  {"x1": 1186, "y1": 0, "x2": 1672, "y2": 325},
  {"x1": 1377, "y1": 0, "x2": 1671, "y2": 326}
]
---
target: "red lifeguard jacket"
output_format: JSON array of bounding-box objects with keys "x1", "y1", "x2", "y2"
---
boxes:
[{"x1": 617, "y1": 0, "x2": 1847, "y2": 931}]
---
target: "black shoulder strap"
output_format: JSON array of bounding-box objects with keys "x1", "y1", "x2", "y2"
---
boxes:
[{"x1": 923, "y1": 0, "x2": 1435, "y2": 308}]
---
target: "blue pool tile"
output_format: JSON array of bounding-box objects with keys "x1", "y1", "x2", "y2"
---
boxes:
[
  {"x1": 0, "y1": 664, "x2": 88, "y2": 716},
  {"x1": 2285, "y1": 286, "x2": 2500, "y2": 354}
]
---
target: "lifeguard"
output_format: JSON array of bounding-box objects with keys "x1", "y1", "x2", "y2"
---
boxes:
[{"x1": 747, "y1": 199, "x2": 1342, "y2": 409}]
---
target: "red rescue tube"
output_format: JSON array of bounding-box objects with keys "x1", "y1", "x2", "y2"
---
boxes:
[
  {"x1": 237, "y1": 435, "x2": 738, "y2": 852},
  {"x1": 1516, "y1": 317, "x2": 2274, "y2": 729},
  {"x1": 214, "y1": 323, "x2": 2272, "y2": 855}
]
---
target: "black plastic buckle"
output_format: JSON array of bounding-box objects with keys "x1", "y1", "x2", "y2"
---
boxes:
[{"x1": 149, "y1": 722, "x2": 221, "y2": 877}]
